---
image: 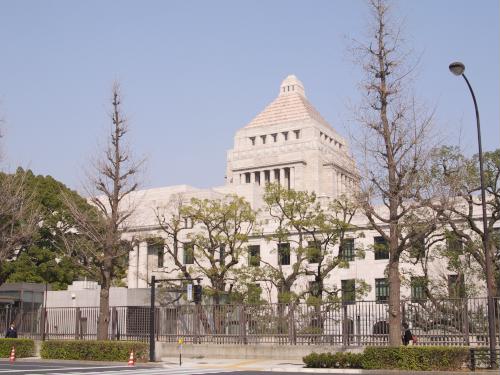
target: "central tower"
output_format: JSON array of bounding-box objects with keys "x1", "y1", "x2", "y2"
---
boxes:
[{"x1": 226, "y1": 75, "x2": 357, "y2": 198}]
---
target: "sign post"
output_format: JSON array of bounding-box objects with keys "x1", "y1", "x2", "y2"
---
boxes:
[{"x1": 178, "y1": 337, "x2": 184, "y2": 366}]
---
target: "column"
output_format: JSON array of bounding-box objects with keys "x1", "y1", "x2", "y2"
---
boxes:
[
  {"x1": 250, "y1": 171, "x2": 255, "y2": 184},
  {"x1": 127, "y1": 244, "x2": 139, "y2": 288},
  {"x1": 336, "y1": 172, "x2": 341, "y2": 197},
  {"x1": 279, "y1": 168, "x2": 286, "y2": 186},
  {"x1": 270, "y1": 169, "x2": 275, "y2": 183},
  {"x1": 289, "y1": 167, "x2": 295, "y2": 189},
  {"x1": 137, "y1": 241, "x2": 148, "y2": 288}
]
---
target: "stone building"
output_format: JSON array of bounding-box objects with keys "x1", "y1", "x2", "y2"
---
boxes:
[{"x1": 124, "y1": 75, "x2": 488, "y2": 304}]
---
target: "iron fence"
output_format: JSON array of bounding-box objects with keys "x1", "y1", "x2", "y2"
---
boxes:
[{"x1": 1, "y1": 297, "x2": 499, "y2": 347}]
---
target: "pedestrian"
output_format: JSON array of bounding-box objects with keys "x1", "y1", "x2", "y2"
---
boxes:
[
  {"x1": 402, "y1": 322, "x2": 412, "y2": 346},
  {"x1": 5, "y1": 322, "x2": 17, "y2": 338}
]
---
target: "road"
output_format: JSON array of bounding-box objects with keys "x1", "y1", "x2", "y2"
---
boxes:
[{"x1": 0, "y1": 361, "x2": 248, "y2": 375}]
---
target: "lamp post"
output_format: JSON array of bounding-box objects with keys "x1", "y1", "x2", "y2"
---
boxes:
[{"x1": 449, "y1": 61, "x2": 496, "y2": 368}]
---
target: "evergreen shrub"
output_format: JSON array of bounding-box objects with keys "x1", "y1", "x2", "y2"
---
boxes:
[
  {"x1": 303, "y1": 346, "x2": 469, "y2": 371},
  {"x1": 303, "y1": 351, "x2": 363, "y2": 368},
  {"x1": 40, "y1": 340, "x2": 149, "y2": 362},
  {"x1": 361, "y1": 346, "x2": 469, "y2": 371}
]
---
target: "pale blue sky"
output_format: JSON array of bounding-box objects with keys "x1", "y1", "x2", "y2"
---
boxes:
[{"x1": 0, "y1": 0, "x2": 498, "y2": 191}]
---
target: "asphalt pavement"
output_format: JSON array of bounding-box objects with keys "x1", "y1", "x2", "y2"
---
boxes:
[
  {"x1": 0, "y1": 359, "x2": 241, "y2": 374},
  {"x1": 0, "y1": 358, "x2": 496, "y2": 374}
]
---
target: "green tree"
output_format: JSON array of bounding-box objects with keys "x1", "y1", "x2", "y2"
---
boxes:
[
  {"x1": 180, "y1": 195, "x2": 257, "y2": 305},
  {"x1": 1, "y1": 170, "x2": 90, "y2": 289},
  {"x1": 430, "y1": 146, "x2": 500, "y2": 297}
]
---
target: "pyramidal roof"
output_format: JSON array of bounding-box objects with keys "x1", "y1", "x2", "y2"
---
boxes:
[{"x1": 245, "y1": 75, "x2": 334, "y2": 131}]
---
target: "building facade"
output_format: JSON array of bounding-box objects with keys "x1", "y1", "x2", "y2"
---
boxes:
[{"x1": 124, "y1": 75, "x2": 487, "y2": 303}]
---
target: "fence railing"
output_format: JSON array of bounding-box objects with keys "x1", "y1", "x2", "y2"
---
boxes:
[{"x1": 1, "y1": 297, "x2": 499, "y2": 346}]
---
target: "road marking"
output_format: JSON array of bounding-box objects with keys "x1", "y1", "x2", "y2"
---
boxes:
[
  {"x1": 0, "y1": 365, "x2": 133, "y2": 373},
  {"x1": 0, "y1": 365, "x2": 237, "y2": 375}
]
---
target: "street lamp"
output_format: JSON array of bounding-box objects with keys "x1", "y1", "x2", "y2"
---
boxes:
[{"x1": 449, "y1": 61, "x2": 496, "y2": 368}]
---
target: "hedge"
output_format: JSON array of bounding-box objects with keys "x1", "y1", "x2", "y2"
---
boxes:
[
  {"x1": 303, "y1": 352, "x2": 363, "y2": 368},
  {"x1": 303, "y1": 346, "x2": 469, "y2": 371},
  {"x1": 40, "y1": 340, "x2": 149, "y2": 362},
  {"x1": 0, "y1": 338, "x2": 35, "y2": 358},
  {"x1": 362, "y1": 346, "x2": 469, "y2": 371}
]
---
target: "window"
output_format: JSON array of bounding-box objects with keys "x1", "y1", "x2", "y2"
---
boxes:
[
  {"x1": 157, "y1": 248, "x2": 164, "y2": 268},
  {"x1": 249, "y1": 137, "x2": 255, "y2": 146},
  {"x1": 271, "y1": 133, "x2": 277, "y2": 142},
  {"x1": 282, "y1": 131, "x2": 289, "y2": 141},
  {"x1": 340, "y1": 238, "x2": 355, "y2": 261},
  {"x1": 447, "y1": 235, "x2": 463, "y2": 253},
  {"x1": 409, "y1": 237, "x2": 426, "y2": 259},
  {"x1": 183, "y1": 217, "x2": 193, "y2": 229},
  {"x1": 148, "y1": 242, "x2": 164, "y2": 268},
  {"x1": 448, "y1": 274, "x2": 465, "y2": 298},
  {"x1": 183, "y1": 242, "x2": 194, "y2": 265},
  {"x1": 375, "y1": 278, "x2": 389, "y2": 302},
  {"x1": 341, "y1": 279, "x2": 356, "y2": 304},
  {"x1": 219, "y1": 244, "x2": 225, "y2": 266},
  {"x1": 294, "y1": 130, "x2": 300, "y2": 139},
  {"x1": 248, "y1": 245, "x2": 260, "y2": 267},
  {"x1": 374, "y1": 236, "x2": 389, "y2": 260},
  {"x1": 278, "y1": 243, "x2": 290, "y2": 265},
  {"x1": 245, "y1": 172, "x2": 251, "y2": 184},
  {"x1": 260, "y1": 135, "x2": 266, "y2": 144},
  {"x1": 307, "y1": 241, "x2": 321, "y2": 263},
  {"x1": 411, "y1": 276, "x2": 427, "y2": 301}
]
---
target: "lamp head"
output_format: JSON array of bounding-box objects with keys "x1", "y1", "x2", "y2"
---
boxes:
[{"x1": 449, "y1": 61, "x2": 465, "y2": 76}]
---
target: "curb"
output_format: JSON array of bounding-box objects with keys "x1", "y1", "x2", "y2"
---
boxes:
[{"x1": 267, "y1": 368, "x2": 495, "y2": 375}]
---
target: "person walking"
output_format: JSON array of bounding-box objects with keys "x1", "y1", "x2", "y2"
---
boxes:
[
  {"x1": 5, "y1": 322, "x2": 17, "y2": 338},
  {"x1": 402, "y1": 322, "x2": 412, "y2": 346}
]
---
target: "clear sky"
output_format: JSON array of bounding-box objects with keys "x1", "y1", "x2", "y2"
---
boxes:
[{"x1": 0, "y1": 0, "x2": 498, "y2": 192}]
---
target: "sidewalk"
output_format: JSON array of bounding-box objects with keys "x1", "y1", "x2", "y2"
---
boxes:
[{"x1": 160, "y1": 356, "x2": 496, "y2": 374}]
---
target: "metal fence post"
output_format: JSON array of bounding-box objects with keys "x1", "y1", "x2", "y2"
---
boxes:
[
  {"x1": 342, "y1": 304, "x2": 348, "y2": 347},
  {"x1": 463, "y1": 298, "x2": 470, "y2": 346},
  {"x1": 288, "y1": 303, "x2": 296, "y2": 345},
  {"x1": 238, "y1": 305, "x2": 247, "y2": 344}
]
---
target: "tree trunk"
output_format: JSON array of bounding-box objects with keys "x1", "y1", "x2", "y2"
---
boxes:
[
  {"x1": 388, "y1": 246, "x2": 401, "y2": 346},
  {"x1": 97, "y1": 267, "x2": 111, "y2": 340}
]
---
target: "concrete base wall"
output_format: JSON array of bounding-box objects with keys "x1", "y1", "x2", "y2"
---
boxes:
[{"x1": 156, "y1": 343, "x2": 362, "y2": 360}]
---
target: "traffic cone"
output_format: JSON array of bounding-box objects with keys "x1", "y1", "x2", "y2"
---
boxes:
[
  {"x1": 127, "y1": 350, "x2": 135, "y2": 366},
  {"x1": 9, "y1": 346, "x2": 15, "y2": 364}
]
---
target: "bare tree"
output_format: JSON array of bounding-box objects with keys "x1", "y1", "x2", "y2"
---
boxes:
[
  {"x1": 0, "y1": 170, "x2": 38, "y2": 282},
  {"x1": 351, "y1": 0, "x2": 437, "y2": 345},
  {"x1": 62, "y1": 83, "x2": 144, "y2": 340}
]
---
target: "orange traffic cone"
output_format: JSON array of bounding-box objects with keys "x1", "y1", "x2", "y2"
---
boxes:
[
  {"x1": 127, "y1": 350, "x2": 135, "y2": 366},
  {"x1": 9, "y1": 346, "x2": 15, "y2": 364}
]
